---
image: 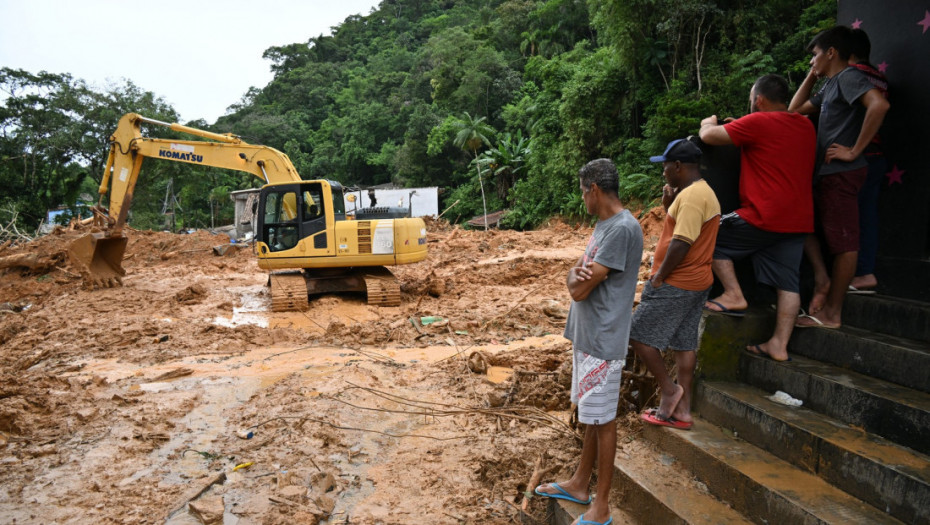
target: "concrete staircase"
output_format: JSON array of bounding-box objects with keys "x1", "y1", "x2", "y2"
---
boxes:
[{"x1": 550, "y1": 292, "x2": 930, "y2": 524}]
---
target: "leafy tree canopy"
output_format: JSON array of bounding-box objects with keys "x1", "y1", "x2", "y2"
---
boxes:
[{"x1": 2, "y1": 0, "x2": 835, "y2": 232}]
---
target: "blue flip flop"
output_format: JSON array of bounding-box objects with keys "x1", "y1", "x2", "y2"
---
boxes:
[
  {"x1": 533, "y1": 482, "x2": 592, "y2": 505},
  {"x1": 578, "y1": 515, "x2": 613, "y2": 525}
]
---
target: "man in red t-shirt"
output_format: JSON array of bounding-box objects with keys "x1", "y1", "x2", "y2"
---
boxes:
[{"x1": 698, "y1": 74, "x2": 816, "y2": 361}]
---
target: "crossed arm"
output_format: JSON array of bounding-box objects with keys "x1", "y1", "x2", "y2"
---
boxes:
[{"x1": 566, "y1": 255, "x2": 610, "y2": 302}]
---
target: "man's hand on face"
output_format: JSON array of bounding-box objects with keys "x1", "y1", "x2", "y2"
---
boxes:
[{"x1": 661, "y1": 184, "x2": 678, "y2": 209}]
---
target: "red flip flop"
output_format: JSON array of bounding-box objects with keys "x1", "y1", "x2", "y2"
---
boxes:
[{"x1": 641, "y1": 410, "x2": 693, "y2": 430}]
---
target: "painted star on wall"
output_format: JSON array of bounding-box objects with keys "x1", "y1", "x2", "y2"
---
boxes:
[
  {"x1": 886, "y1": 165, "x2": 905, "y2": 185},
  {"x1": 852, "y1": 18, "x2": 863, "y2": 29},
  {"x1": 919, "y1": 10, "x2": 930, "y2": 34},
  {"x1": 878, "y1": 61, "x2": 889, "y2": 73}
]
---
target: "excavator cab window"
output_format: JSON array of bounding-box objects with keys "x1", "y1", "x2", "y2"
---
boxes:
[
  {"x1": 259, "y1": 183, "x2": 332, "y2": 253},
  {"x1": 301, "y1": 183, "x2": 327, "y2": 247},
  {"x1": 262, "y1": 190, "x2": 300, "y2": 252},
  {"x1": 330, "y1": 186, "x2": 346, "y2": 221}
]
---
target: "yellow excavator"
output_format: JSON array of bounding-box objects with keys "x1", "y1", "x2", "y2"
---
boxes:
[{"x1": 69, "y1": 113, "x2": 428, "y2": 310}]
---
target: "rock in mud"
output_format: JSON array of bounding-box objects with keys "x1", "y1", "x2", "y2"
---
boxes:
[
  {"x1": 427, "y1": 278, "x2": 446, "y2": 297},
  {"x1": 174, "y1": 284, "x2": 207, "y2": 304},
  {"x1": 312, "y1": 494, "x2": 336, "y2": 514},
  {"x1": 309, "y1": 471, "x2": 336, "y2": 493},
  {"x1": 279, "y1": 485, "x2": 308, "y2": 502},
  {"x1": 188, "y1": 495, "x2": 224, "y2": 524},
  {"x1": 467, "y1": 351, "x2": 488, "y2": 374},
  {"x1": 542, "y1": 300, "x2": 568, "y2": 319}
]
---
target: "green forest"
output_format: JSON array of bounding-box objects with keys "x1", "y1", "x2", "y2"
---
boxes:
[{"x1": 1, "y1": 0, "x2": 834, "y2": 233}]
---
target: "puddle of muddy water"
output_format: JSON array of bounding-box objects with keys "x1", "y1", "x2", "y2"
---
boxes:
[
  {"x1": 213, "y1": 285, "x2": 268, "y2": 328},
  {"x1": 487, "y1": 366, "x2": 514, "y2": 384}
]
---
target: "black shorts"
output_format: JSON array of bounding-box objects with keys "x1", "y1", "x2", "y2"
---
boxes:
[{"x1": 713, "y1": 214, "x2": 806, "y2": 294}]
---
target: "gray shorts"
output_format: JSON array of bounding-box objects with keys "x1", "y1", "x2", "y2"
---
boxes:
[
  {"x1": 630, "y1": 282, "x2": 709, "y2": 351},
  {"x1": 570, "y1": 347, "x2": 623, "y2": 425}
]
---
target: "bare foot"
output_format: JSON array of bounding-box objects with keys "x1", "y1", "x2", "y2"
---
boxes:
[
  {"x1": 705, "y1": 295, "x2": 748, "y2": 313},
  {"x1": 657, "y1": 383, "x2": 684, "y2": 419},
  {"x1": 809, "y1": 280, "x2": 830, "y2": 315},
  {"x1": 670, "y1": 401, "x2": 692, "y2": 424},
  {"x1": 850, "y1": 274, "x2": 877, "y2": 290},
  {"x1": 795, "y1": 313, "x2": 840, "y2": 329},
  {"x1": 535, "y1": 481, "x2": 590, "y2": 504},
  {"x1": 746, "y1": 342, "x2": 789, "y2": 362}
]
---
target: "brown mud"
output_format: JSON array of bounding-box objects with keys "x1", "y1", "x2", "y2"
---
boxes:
[{"x1": 0, "y1": 209, "x2": 666, "y2": 524}]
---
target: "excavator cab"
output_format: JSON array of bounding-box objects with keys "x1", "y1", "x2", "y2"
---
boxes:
[{"x1": 257, "y1": 181, "x2": 331, "y2": 255}]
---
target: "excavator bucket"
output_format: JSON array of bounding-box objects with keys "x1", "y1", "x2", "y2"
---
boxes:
[{"x1": 68, "y1": 232, "x2": 128, "y2": 288}]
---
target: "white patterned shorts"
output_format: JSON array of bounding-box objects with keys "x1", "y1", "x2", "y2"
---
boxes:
[{"x1": 570, "y1": 347, "x2": 623, "y2": 425}]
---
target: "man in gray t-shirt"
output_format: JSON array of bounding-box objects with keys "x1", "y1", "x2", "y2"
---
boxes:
[
  {"x1": 809, "y1": 67, "x2": 876, "y2": 180},
  {"x1": 534, "y1": 159, "x2": 643, "y2": 525},
  {"x1": 562, "y1": 208, "x2": 642, "y2": 361},
  {"x1": 789, "y1": 25, "x2": 889, "y2": 330}
]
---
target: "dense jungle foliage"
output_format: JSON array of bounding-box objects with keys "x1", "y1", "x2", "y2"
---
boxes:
[{"x1": 1, "y1": 0, "x2": 834, "y2": 232}]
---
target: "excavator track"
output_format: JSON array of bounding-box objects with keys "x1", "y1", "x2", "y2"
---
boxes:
[
  {"x1": 269, "y1": 272, "x2": 310, "y2": 312},
  {"x1": 364, "y1": 274, "x2": 401, "y2": 307}
]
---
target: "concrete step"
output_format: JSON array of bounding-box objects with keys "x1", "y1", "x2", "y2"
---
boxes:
[
  {"x1": 788, "y1": 325, "x2": 930, "y2": 393},
  {"x1": 739, "y1": 353, "x2": 930, "y2": 456},
  {"x1": 642, "y1": 418, "x2": 905, "y2": 524},
  {"x1": 547, "y1": 437, "x2": 751, "y2": 525},
  {"x1": 843, "y1": 294, "x2": 930, "y2": 344},
  {"x1": 696, "y1": 381, "x2": 930, "y2": 524}
]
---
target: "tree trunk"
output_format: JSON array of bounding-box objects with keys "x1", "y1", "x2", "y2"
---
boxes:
[
  {"x1": 0, "y1": 253, "x2": 59, "y2": 272},
  {"x1": 475, "y1": 151, "x2": 488, "y2": 231}
]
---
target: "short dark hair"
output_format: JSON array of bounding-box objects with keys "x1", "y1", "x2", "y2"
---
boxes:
[
  {"x1": 578, "y1": 158, "x2": 619, "y2": 197},
  {"x1": 849, "y1": 28, "x2": 872, "y2": 62},
  {"x1": 807, "y1": 26, "x2": 853, "y2": 60},
  {"x1": 753, "y1": 74, "x2": 790, "y2": 106}
]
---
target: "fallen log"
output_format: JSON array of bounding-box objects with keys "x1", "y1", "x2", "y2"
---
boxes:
[{"x1": 0, "y1": 252, "x2": 60, "y2": 272}]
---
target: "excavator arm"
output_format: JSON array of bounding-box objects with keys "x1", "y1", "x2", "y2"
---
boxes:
[{"x1": 99, "y1": 113, "x2": 302, "y2": 230}]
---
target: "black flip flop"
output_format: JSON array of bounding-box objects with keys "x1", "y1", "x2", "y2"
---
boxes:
[
  {"x1": 703, "y1": 299, "x2": 746, "y2": 317},
  {"x1": 746, "y1": 344, "x2": 791, "y2": 362}
]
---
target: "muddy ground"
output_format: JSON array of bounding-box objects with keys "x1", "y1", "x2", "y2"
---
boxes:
[{"x1": 0, "y1": 208, "x2": 667, "y2": 524}]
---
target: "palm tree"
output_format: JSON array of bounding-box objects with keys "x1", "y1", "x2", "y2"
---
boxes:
[
  {"x1": 452, "y1": 112, "x2": 496, "y2": 230},
  {"x1": 476, "y1": 131, "x2": 530, "y2": 205}
]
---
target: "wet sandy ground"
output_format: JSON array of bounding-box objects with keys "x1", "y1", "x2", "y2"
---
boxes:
[{"x1": 0, "y1": 213, "x2": 665, "y2": 524}]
